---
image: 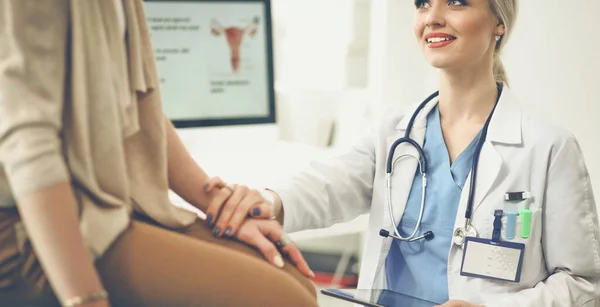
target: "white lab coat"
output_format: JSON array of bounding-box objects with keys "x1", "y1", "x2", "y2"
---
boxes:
[{"x1": 277, "y1": 85, "x2": 600, "y2": 306}]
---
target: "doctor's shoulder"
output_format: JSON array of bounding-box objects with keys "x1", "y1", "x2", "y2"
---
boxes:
[
  {"x1": 518, "y1": 109, "x2": 586, "y2": 164},
  {"x1": 372, "y1": 103, "x2": 414, "y2": 134}
]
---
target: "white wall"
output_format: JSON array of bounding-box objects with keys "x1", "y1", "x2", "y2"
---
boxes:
[
  {"x1": 271, "y1": 0, "x2": 354, "y2": 91},
  {"x1": 368, "y1": 0, "x2": 600, "y2": 198},
  {"x1": 503, "y1": 1, "x2": 600, "y2": 195},
  {"x1": 367, "y1": 0, "x2": 431, "y2": 118}
]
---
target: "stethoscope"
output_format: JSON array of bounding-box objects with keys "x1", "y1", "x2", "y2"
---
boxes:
[{"x1": 379, "y1": 83, "x2": 503, "y2": 247}]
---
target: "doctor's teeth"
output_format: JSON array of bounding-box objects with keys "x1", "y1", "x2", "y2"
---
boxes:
[{"x1": 427, "y1": 37, "x2": 453, "y2": 43}]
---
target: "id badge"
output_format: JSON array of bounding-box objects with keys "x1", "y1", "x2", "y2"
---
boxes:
[{"x1": 460, "y1": 237, "x2": 525, "y2": 282}]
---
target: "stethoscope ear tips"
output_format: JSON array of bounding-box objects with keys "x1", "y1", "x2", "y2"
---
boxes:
[
  {"x1": 424, "y1": 231, "x2": 434, "y2": 240},
  {"x1": 379, "y1": 229, "x2": 390, "y2": 238},
  {"x1": 380, "y1": 228, "x2": 434, "y2": 242}
]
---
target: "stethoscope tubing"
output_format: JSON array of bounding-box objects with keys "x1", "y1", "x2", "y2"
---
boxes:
[{"x1": 385, "y1": 84, "x2": 503, "y2": 243}]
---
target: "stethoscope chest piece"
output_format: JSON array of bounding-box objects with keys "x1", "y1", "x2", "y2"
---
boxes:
[{"x1": 452, "y1": 225, "x2": 477, "y2": 247}]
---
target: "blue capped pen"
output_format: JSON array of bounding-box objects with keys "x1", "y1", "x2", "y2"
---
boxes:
[{"x1": 504, "y1": 211, "x2": 518, "y2": 240}]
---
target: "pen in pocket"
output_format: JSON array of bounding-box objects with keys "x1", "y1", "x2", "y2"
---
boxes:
[
  {"x1": 504, "y1": 191, "x2": 533, "y2": 239},
  {"x1": 518, "y1": 209, "x2": 532, "y2": 238},
  {"x1": 504, "y1": 211, "x2": 518, "y2": 240}
]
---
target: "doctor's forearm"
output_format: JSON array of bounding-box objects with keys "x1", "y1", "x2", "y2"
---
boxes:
[
  {"x1": 483, "y1": 271, "x2": 600, "y2": 307},
  {"x1": 165, "y1": 116, "x2": 213, "y2": 211}
]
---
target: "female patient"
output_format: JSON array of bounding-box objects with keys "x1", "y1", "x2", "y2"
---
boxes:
[{"x1": 0, "y1": 0, "x2": 316, "y2": 306}]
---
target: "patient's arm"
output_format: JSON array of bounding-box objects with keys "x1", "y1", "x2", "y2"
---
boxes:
[
  {"x1": 164, "y1": 116, "x2": 233, "y2": 213},
  {"x1": 163, "y1": 127, "x2": 315, "y2": 279},
  {"x1": 18, "y1": 183, "x2": 109, "y2": 306},
  {"x1": 0, "y1": 1, "x2": 108, "y2": 305}
]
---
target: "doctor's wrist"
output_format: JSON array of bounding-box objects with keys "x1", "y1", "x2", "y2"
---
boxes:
[{"x1": 260, "y1": 189, "x2": 283, "y2": 223}]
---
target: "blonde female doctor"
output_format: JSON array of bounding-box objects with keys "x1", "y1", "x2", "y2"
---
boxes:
[{"x1": 205, "y1": 0, "x2": 600, "y2": 306}]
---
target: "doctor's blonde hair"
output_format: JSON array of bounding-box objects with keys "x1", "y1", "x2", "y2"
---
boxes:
[{"x1": 489, "y1": 0, "x2": 517, "y2": 85}]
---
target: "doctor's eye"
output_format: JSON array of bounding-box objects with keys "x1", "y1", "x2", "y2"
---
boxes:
[
  {"x1": 449, "y1": 0, "x2": 468, "y2": 6},
  {"x1": 415, "y1": 0, "x2": 467, "y2": 9},
  {"x1": 414, "y1": 0, "x2": 431, "y2": 9}
]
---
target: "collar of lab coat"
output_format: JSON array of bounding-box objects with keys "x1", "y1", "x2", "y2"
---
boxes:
[{"x1": 394, "y1": 83, "x2": 523, "y2": 146}]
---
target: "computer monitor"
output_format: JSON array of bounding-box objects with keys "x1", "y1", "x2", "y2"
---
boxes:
[{"x1": 144, "y1": 0, "x2": 275, "y2": 128}]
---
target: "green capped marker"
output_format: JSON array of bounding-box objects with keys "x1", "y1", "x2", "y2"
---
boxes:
[{"x1": 518, "y1": 209, "x2": 532, "y2": 238}]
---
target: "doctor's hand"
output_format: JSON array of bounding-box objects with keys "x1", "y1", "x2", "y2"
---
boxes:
[
  {"x1": 434, "y1": 300, "x2": 485, "y2": 307},
  {"x1": 203, "y1": 177, "x2": 274, "y2": 236},
  {"x1": 235, "y1": 218, "x2": 315, "y2": 278}
]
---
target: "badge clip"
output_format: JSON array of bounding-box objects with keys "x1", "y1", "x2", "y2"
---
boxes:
[
  {"x1": 504, "y1": 191, "x2": 532, "y2": 201},
  {"x1": 492, "y1": 209, "x2": 503, "y2": 243}
]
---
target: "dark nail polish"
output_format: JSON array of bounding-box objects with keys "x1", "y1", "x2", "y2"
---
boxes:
[
  {"x1": 203, "y1": 184, "x2": 209, "y2": 190},
  {"x1": 252, "y1": 208, "x2": 261, "y2": 216},
  {"x1": 206, "y1": 214, "x2": 213, "y2": 225},
  {"x1": 224, "y1": 227, "x2": 232, "y2": 236},
  {"x1": 212, "y1": 228, "x2": 221, "y2": 237}
]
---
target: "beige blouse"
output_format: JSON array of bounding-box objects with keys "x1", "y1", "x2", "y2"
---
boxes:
[{"x1": 0, "y1": 0, "x2": 196, "y2": 259}]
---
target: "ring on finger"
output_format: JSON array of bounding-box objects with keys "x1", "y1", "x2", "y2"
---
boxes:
[{"x1": 275, "y1": 232, "x2": 294, "y2": 249}]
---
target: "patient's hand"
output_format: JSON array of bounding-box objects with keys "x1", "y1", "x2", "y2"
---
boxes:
[
  {"x1": 235, "y1": 219, "x2": 315, "y2": 278},
  {"x1": 203, "y1": 177, "x2": 273, "y2": 236}
]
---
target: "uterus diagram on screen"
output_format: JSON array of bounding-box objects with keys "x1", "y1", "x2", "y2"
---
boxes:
[{"x1": 210, "y1": 17, "x2": 259, "y2": 72}]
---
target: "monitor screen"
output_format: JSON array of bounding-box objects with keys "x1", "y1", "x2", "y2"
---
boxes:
[{"x1": 144, "y1": 0, "x2": 275, "y2": 128}]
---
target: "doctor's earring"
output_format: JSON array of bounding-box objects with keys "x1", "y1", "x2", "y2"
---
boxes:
[{"x1": 495, "y1": 35, "x2": 502, "y2": 42}]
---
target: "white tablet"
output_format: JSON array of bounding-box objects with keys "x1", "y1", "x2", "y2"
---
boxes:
[{"x1": 320, "y1": 289, "x2": 437, "y2": 307}]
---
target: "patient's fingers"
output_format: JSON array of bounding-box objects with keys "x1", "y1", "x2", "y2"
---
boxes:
[
  {"x1": 236, "y1": 221, "x2": 285, "y2": 270},
  {"x1": 203, "y1": 176, "x2": 230, "y2": 226},
  {"x1": 225, "y1": 188, "x2": 263, "y2": 236},
  {"x1": 205, "y1": 186, "x2": 232, "y2": 226},
  {"x1": 260, "y1": 221, "x2": 315, "y2": 278},
  {"x1": 248, "y1": 203, "x2": 272, "y2": 219},
  {"x1": 203, "y1": 176, "x2": 227, "y2": 192},
  {"x1": 282, "y1": 245, "x2": 315, "y2": 278},
  {"x1": 235, "y1": 220, "x2": 315, "y2": 278},
  {"x1": 203, "y1": 177, "x2": 277, "y2": 240},
  {"x1": 213, "y1": 184, "x2": 248, "y2": 237}
]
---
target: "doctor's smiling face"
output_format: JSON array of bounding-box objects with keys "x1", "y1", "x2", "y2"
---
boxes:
[{"x1": 414, "y1": 0, "x2": 509, "y2": 74}]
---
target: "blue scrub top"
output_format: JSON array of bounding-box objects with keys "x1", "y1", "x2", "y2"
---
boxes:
[{"x1": 385, "y1": 105, "x2": 481, "y2": 304}]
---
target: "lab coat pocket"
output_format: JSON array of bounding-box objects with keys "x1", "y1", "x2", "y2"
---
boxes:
[{"x1": 499, "y1": 208, "x2": 545, "y2": 284}]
